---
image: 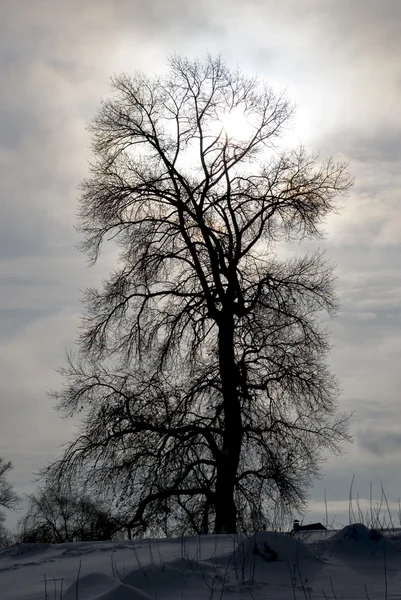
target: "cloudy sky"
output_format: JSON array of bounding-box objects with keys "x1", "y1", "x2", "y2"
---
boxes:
[{"x1": 1, "y1": 0, "x2": 401, "y2": 530}]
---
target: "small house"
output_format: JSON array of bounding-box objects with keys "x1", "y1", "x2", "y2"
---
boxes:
[{"x1": 292, "y1": 519, "x2": 326, "y2": 532}]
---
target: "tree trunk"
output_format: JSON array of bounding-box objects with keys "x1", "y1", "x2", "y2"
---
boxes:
[
  {"x1": 201, "y1": 500, "x2": 210, "y2": 534},
  {"x1": 214, "y1": 312, "x2": 243, "y2": 534}
]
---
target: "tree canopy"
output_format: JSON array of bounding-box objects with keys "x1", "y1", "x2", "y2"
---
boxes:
[{"x1": 46, "y1": 55, "x2": 352, "y2": 535}]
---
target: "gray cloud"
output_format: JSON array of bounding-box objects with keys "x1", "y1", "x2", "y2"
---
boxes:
[
  {"x1": 1, "y1": 0, "x2": 401, "y2": 528},
  {"x1": 357, "y1": 429, "x2": 401, "y2": 458}
]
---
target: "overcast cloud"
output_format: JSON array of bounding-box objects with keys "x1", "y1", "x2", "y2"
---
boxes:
[{"x1": 1, "y1": 0, "x2": 401, "y2": 529}]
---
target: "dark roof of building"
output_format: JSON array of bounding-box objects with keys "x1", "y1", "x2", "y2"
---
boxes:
[{"x1": 294, "y1": 522, "x2": 326, "y2": 531}]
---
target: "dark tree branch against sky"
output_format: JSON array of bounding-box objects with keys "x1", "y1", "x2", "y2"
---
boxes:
[
  {"x1": 1, "y1": 0, "x2": 401, "y2": 530},
  {"x1": 0, "y1": 459, "x2": 19, "y2": 513},
  {"x1": 44, "y1": 55, "x2": 351, "y2": 534}
]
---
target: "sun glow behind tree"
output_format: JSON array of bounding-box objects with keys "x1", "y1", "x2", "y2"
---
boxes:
[{"x1": 218, "y1": 107, "x2": 255, "y2": 141}]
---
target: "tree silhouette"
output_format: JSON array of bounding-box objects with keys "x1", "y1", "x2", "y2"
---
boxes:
[
  {"x1": 0, "y1": 458, "x2": 19, "y2": 512},
  {"x1": 20, "y1": 481, "x2": 122, "y2": 543},
  {"x1": 46, "y1": 55, "x2": 352, "y2": 534}
]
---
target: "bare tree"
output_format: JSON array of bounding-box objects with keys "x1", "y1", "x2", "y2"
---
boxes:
[
  {"x1": 0, "y1": 458, "x2": 19, "y2": 512},
  {"x1": 0, "y1": 458, "x2": 19, "y2": 545},
  {"x1": 19, "y1": 480, "x2": 122, "y2": 543},
  {"x1": 46, "y1": 55, "x2": 352, "y2": 534}
]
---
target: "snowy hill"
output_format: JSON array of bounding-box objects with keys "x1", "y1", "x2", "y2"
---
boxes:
[{"x1": 0, "y1": 525, "x2": 400, "y2": 599}]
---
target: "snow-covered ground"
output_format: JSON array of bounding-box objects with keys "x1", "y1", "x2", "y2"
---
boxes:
[{"x1": 1, "y1": 524, "x2": 400, "y2": 599}]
